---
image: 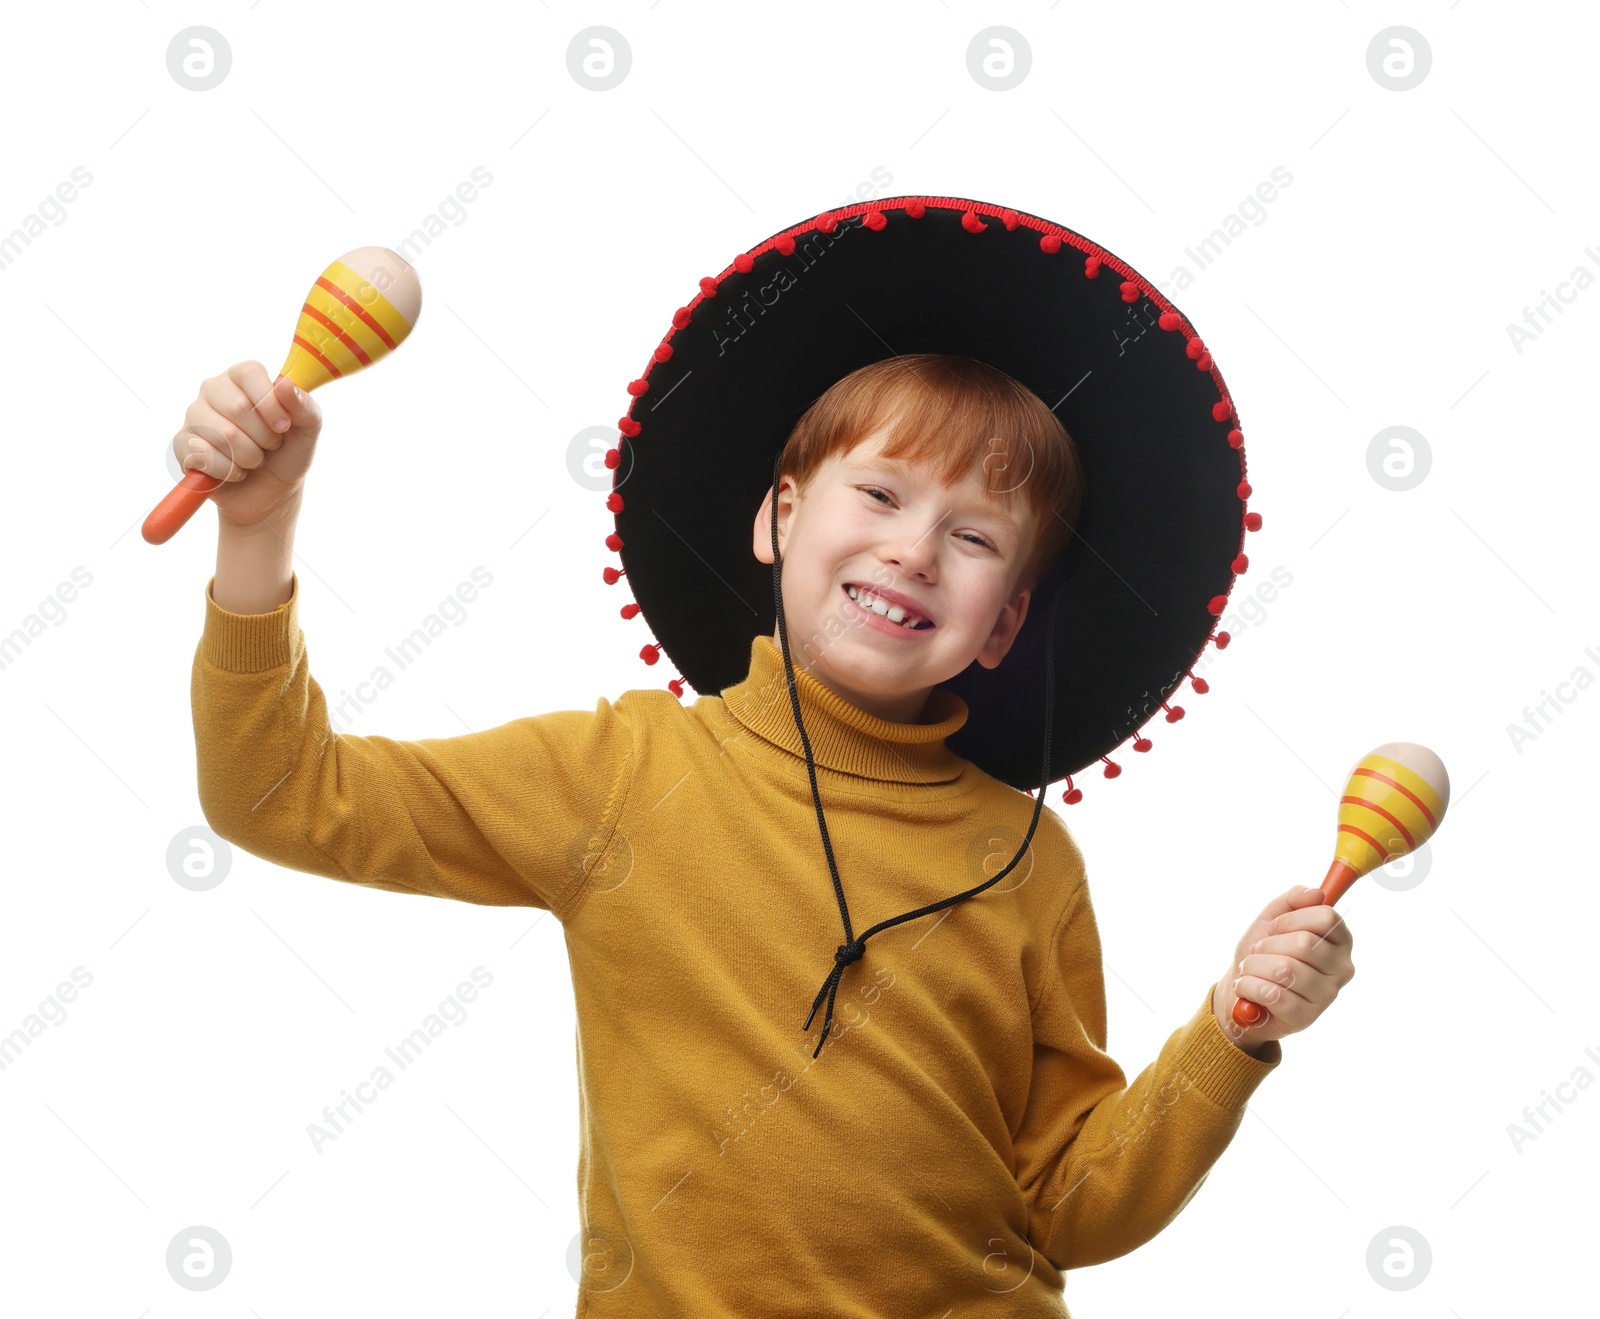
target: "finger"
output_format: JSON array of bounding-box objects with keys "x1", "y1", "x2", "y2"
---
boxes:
[
  {"x1": 226, "y1": 361, "x2": 299, "y2": 444},
  {"x1": 1238, "y1": 949, "x2": 1340, "y2": 1003},
  {"x1": 176, "y1": 417, "x2": 260, "y2": 482},
  {"x1": 271, "y1": 374, "x2": 322, "y2": 438},
  {"x1": 175, "y1": 431, "x2": 246, "y2": 483},
  {"x1": 1249, "y1": 938, "x2": 1346, "y2": 984},
  {"x1": 1254, "y1": 884, "x2": 1327, "y2": 927},
  {"x1": 1247, "y1": 927, "x2": 1350, "y2": 978},
  {"x1": 1233, "y1": 972, "x2": 1315, "y2": 1028},
  {"x1": 192, "y1": 385, "x2": 271, "y2": 468},
  {"x1": 207, "y1": 366, "x2": 283, "y2": 454},
  {"x1": 1267, "y1": 905, "x2": 1352, "y2": 947}
]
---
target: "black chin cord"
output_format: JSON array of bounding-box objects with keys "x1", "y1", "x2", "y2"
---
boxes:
[{"x1": 769, "y1": 455, "x2": 1064, "y2": 1059}]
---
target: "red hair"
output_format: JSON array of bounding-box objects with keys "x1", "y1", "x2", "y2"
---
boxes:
[{"x1": 778, "y1": 354, "x2": 1086, "y2": 593}]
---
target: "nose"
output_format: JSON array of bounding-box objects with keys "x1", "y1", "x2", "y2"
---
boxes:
[{"x1": 880, "y1": 509, "x2": 944, "y2": 579}]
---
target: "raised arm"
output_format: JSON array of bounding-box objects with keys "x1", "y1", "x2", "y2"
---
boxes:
[
  {"x1": 192, "y1": 571, "x2": 635, "y2": 917},
  {"x1": 178, "y1": 361, "x2": 635, "y2": 917}
]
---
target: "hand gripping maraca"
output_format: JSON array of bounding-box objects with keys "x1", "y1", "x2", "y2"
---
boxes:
[
  {"x1": 141, "y1": 246, "x2": 421, "y2": 545},
  {"x1": 1231, "y1": 742, "x2": 1451, "y2": 1027}
]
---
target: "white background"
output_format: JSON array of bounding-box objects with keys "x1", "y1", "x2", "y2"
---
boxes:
[{"x1": 0, "y1": 2, "x2": 1592, "y2": 1314}]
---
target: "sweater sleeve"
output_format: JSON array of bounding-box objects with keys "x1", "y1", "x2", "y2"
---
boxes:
[
  {"x1": 190, "y1": 574, "x2": 635, "y2": 919},
  {"x1": 1014, "y1": 871, "x2": 1281, "y2": 1271}
]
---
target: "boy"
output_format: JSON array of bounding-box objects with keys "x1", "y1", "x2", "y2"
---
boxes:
[{"x1": 186, "y1": 198, "x2": 1353, "y2": 1316}]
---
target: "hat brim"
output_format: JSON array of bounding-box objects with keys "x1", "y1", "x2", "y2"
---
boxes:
[{"x1": 609, "y1": 196, "x2": 1251, "y2": 793}]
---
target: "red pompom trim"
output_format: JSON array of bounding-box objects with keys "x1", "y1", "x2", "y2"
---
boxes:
[
  {"x1": 864, "y1": 210, "x2": 887, "y2": 231},
  {"x1": 672, "y1": 307, "x2": 691, "y2": 329},
  {"x1": 1244, "y1": 512, "x2": 1263, "y2": 532},
  {"x1": 606, "y1": 492, "x2": 623, "y2": 513},
  {"x1": 1215, "y1": 631, "x2": 1231, "y2": 649},
  {"x1": 1208, "y1": 594, "x2": 1228, "y2": 616},
  {"x1": 1133, "y1": 736, "x2": 1153, "y2": 752},
  {"x1": 1232, "y1": 553, "x2": 1249, "y2": 574},
  {"x1": 1040, "y1": 233, "x2": 1062, "y2": 254},
  {"x1": 1237, "y1": 480, "x2": 1252, "y2": 500},
  {"x1": 1191, "y1": 676, "x2": 1210, "y2": 694},
  {"x1": 1119, "y1": 280, "x2": 1139, "y2": 303},
  {"x1": 603, "y1": 448, "x2": 620, "y2": 470},
  {"x1": 627, "y1": 378, "x2": 648, "y2": 397},
  {"x1": 618, "y1": 417, "x2": 641, "y2": 437},
  {"x1": 1159, "y1": 311, "x2": 1182, "y2": 331},
  {"x1": 621, "y1": 602, "x2": 640, "y2": 619},
  {"x1": 641, "y1": 644, "x2": 661, "y2": 665},
  {"x1": 605, "y1": 533, "x2": 624, "y2": 551},
  {"x1": 1212, "y1": 400, "x2": 1233, "y2": 422},
  {"x1": 1085, "y1": 255, "x2": 1101, "y2": 278},
  {"x1": 961, "y1": 209, "x2": 988, "y2": 233},
  {"x1": 734, "y1": 252, "x2": 754, "y2": 273},
  {"x1": 1227, "y1": 428, "x2": 1244, "y2": 449},
  {"x1": 698, "y1": 276, "x2": 718, "y2": 297},
  {"x1": 776, "y1": 235, "x2": 796, "y2": 255},
  {"x1": 905, "y1": 202, "x2": 925, "y2": 219},
  {"x1": 653, "y1": 343, "x2": 673, "y2": 363}
]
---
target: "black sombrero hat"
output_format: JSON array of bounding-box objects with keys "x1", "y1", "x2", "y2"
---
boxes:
[
  {"x1": 597, "y1": 195, "x2": 1261, "y2": 1051},
  {"x1": 602, "y1": 194, "x2": 1258, "y2": 798}
]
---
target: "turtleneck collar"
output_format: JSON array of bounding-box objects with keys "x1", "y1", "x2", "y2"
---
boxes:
[{"x1": 718, "y1": 634, "x2": 970, "y2": 785}]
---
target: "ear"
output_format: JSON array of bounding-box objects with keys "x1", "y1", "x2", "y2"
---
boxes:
[
  {"x1": 751, "y1": 475, "x2": 796, "y2": 566},
  {"x1": 974, "y1": 584, "x2": 1031, "y2": 670}
]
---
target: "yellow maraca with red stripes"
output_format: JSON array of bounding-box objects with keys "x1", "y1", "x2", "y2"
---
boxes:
[
  {"x1": 1232, "y1": 741, "x2": 1451, "y2": 1027},
  {"x1": 142, "y1": 245, "x2": 421, "y2": 544}
]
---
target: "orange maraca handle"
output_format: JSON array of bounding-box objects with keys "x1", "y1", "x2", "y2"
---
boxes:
[
  {"x1": 141, "y1": 467, "x2": 227, "y2": 544},
  {"x1": 1230, "y1": 858, "x2": 1359, "y2": 1027}
]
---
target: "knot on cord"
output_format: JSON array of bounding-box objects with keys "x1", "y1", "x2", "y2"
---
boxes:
[{"x1": 803, "y1": 938, "x2": 872, "y2": 1059}]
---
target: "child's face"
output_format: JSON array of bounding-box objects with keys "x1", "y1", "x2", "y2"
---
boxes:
[{"x1": 752, "y1": 423, "x2": 1037, "y2": 723}]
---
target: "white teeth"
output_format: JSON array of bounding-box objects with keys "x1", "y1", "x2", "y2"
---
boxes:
[{"x1": 845, "y1": 584, "x2": 929, "y2": 629}]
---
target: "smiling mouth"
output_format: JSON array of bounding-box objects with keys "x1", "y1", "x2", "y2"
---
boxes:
[{"x1": 842, "y1": 583, "x2": 935, "y2": 630}]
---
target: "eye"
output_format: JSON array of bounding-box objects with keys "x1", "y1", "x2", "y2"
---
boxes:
[{"x1": 858, "y1": 486, "x2": 995, "y2": 550}]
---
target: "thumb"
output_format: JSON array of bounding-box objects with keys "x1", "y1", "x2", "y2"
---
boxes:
[
  {"x1": 1257, "y1": 883, "x2": 1326, "y2": 924},
  {"x1": 273, "y1": 375, "x2": 316, "y2": 423}
]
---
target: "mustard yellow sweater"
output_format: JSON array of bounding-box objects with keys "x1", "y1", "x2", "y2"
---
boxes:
[{"x1": 192, "y1": 573, "x2": 1280, "y2": 1317}]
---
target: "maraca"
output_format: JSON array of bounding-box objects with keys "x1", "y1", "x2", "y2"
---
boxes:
[
  {"x1": 141, "y1": 245, "x2": 421, "y2": 544},
  {"x1": 1231, "y1": 741, "x2": 1451, "y2": 1027}
]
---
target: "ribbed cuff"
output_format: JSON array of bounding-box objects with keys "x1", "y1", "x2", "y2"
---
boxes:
[
  {"x1": 201, "y1": 573, "x2": 300, "y2": 672},
  {"x1": 1172, "y1": 983, "x2": 1282, "y2": 1110}
]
